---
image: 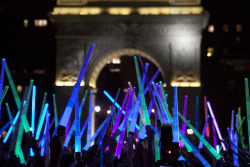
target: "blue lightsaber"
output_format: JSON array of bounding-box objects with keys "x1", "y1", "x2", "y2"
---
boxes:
[
  {"x1": 32, "y1": 85, "x2": 36, "y2": 136},
  {"x1": 54, "y1": 44, "x2": 94, "y2": 137},
  {"x1": 75, "y1": 96, "x2": 81, "y2": 153},
  {"x1": 83, "y1": 116, "x2": 109, "y2": 150},
  {"x1": 198, "y1": 115, "x2": 210, "y2": 149},
  {"x1": 173, "y1": 86, "x2": 179, "y2": 143},
  {"x1": 104, "y1": 91, "x2": 140, "y2": 130},
  {"x1": 0, "y1": 58, "x2": 5, "y2": 122},
  {"x1": 87, "y1": 91, "x2": 93, "y2": 144},
  {"x1": 36, "y1": 103, "x2": 49, "y2": 140},
  {"x1": 3, "y1": 111, "x2": 20, "y2": 143}
]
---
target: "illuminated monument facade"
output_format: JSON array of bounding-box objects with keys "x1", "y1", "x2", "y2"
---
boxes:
[{"x1": 50, "y1": 0, "x2": 208, "y2": 133}]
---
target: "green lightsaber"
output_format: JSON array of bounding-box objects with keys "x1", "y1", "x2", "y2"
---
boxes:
[
  {"x1": 53, "y1": 94, "x2": 58, "y2": 128},
  {"x1": 134, "y1": 56, "x2": 150, "y2": 126},
  {"x1": 245, "y1": 78, "x2": 250, "y2": 151},
  {"x1": 178, "y1": 112, "x2": 221, "y2": 160},
  {"x1": 4, "y1": 60, "x2": 21, "y2": 109},
  {"x1": 0, "y1": 86, "x2": 9, "y2": 104}
]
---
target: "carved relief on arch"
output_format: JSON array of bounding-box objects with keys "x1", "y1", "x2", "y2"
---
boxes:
[{"x1": 171, "y1": 47, "x2": 200, "y2": 86}]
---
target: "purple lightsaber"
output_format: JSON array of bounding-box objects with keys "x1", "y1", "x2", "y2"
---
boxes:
[{"x1": 207, "y1": 101, "x2": 226, "y2": 151}]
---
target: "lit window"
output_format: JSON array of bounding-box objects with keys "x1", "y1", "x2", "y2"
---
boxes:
[
  {"x1": 34, "y1": 69, "x2": 46, "y2": 74},
  {"x1": 222, "y1": 24, "x2": 229, "y2": 33},
  {"x1": 236, "y1": 24, "x2": 242, "y2": 32},
  {"x1": 112, "y1": 57, "x2": 121, "y2": 64},
  {"x1": 236, "y1": 36, "x2": 241, "y2": 43},
  {"x1": 107, "y1": 109, "x2": 111, "y2": 114},
  {"x1": 24, "y1": 19, "x2": 28, "y2": 28},
  {"x1": 34, "y1": 19, "x2": 48, "y2": 27},
  {"x1": 17, "y1": 85, "x2": 23, "y2": 94},
  {"x1": 208, "y1": 25, "x2": 214, "y2": 33},
  {"x1": 109, "y1": 68, "x2": 120, "y2": 73},
  {"x1": 207, "y1": 47, "x2": 214, "y2": 57}
]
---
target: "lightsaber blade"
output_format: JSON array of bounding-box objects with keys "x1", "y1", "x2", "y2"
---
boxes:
[
  {"x1": 52, "y1": 94, "x2": 58, "y2": 128},
  {"x1": 207, "y1": 101, "x2": 226, "y2": 151},
  {"x1": 32, "y1": 85, "x2": 36, "y2": 136},
  {"x1": 75, "y1": 96, "x2": 81, "y2": 153},
  {"x1": 204, "y1": 96, "x2": 210, "y2": 137},
  {"x1": 198, "y1": 115, "x2": 210, "y2": 149},
  {"x1": 56, "y1": 44, "x2": 94, "y2": 132},
  {"x1": 180, "y1": 95, "x2": 188, "y2": 148},
  {"x1": 134, "y1": 56, "x2": 150, "y2": 126},
  {"x1": 244, "y1": 78, "x2": 250, "y2": 151},
  {"x1": 173, "y1": 86, "x2": 179, "y2": 143},
  {"x1": 36, "y1": 103, "x2": 49, "y2": 140},
  {"x1": 178, "y1": 112, "x2": 221, "y2": 160}
]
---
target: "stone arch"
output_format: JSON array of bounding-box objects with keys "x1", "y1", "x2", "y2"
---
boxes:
[{"x1": 87, "y1": 48, "x2": 167, "y2": 89}]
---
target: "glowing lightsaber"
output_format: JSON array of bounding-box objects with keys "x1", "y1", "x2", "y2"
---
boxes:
[
  {"x1": 45, "y1": 111, "x2": 50, "y2": 167},
  {"x1": 173, "y1": 86, "x2": 179, "y2": 143},
  {"x1": 127, "y1": 62, "x2": 149, "y2": 129},
  {"x1": 195, "y1": 95, "x2": 199, "y2": 131},
  {"x1": 79, "y1": 90, "x2": 88, "y2": 119},
  {"x1": 128, "y1": 82, "x2": 146, "y2": 128},
  {"x1": 110, "y1": 88, "x2": 130, "y2": 136},
  {"x1": 80, "y1": 105, "x2": 95, "y2": 138},
  {"x1": 115, "y1": 92, "x2": 133, "y2": 158},
  {"x1": 32, "y1": 85, "x2": 36, "y2": 136},
  {"x1": 138, "y1": 57, "x2": 160, "y2": 121},
  {"x1": 139, "y1": 100, "x2": 153, "y2": 139},
  {"x1": 56, "y1": 44, "x2": 94, "y2": 131},
  {"x1": 144, "y1": 69, "x2": 161, "y2": 94},
  {"x1": 180, "y1": 95, "x2": 188, "y2": 147},
  {"x1": 244, "y1": 78, "x2": 250, "y2": 151},
  {"x1": 134, "y1": 56, "x2": 150, "y2": 126},
  {"x1": 198, "y1": 115, "x2": 210, "y2": 149},
  {"x1": 179, "y1": 131, "x2": 211, "y2": 167},
  {"x1": 38, "y1": 92, "x2": 47, "y2": 128},
  {"x1": 63, "y1": 121, "x2": 75, "y2": 147},
  {"x1": 9, "y1": 101, "x2": 25, "y2": 154},
  {"x1": 204, "y1": 96, "x2": 210, "y2": 137},
  {"x1": 83, "y1": 116, "x2": 109, "y2": 150},
  {"x1": 3, "y1": 111, "x2": 20, "y2": 143},
  {"x1": 40, "y1": 111, "x2": 49, "y2": 157},
  {"x1": 0, "y1": 59, "x2": 5, "y2": 122},
  {"x1": 21, "y1": 79, "x2": 34, "y2": 133},
  {"x1": 158, "y1": 81, "x2": 172, "y2": 124},
  {"x1": 4, "y1": 60, "x2": 21, "y2": 110},
  {"x1": 0, "y1": 86, "x2": 9, "y2": 104},
  {"x1": 5, "y1": 103, "x2": 13, "y2": 124},
  {"x1": 129, "y1": 101, "x2": 140, "y2": 133},
  {"x1": 238, "y1": 107, "x2": 245, "y2": 148},
  {"x1": 212, "y1": 119, "x2": 217, "y2": 151},
  {"x1": 233, "y1": 114, "x2": 239, "y2": 167},
  {"x1": 230, "y1": 110, "x2": 235, "y2": 142},
  {"x1": 52, "y1": 94, "x2": 58, "y2": 128},
  {"x1": 0, "y1": 58, "x2": 5, "y2": 94},
  {"x1": 104, "y1": 90, "x2": 142, "y2": 131},
  {"x1": 75, "y1": 96, "x2": 81, "y2": 153},
  {"x1": 151, "y1": 82, "x2": 168, "y2": 123},
  {"x1": 207, "y1": 101, "x2": 226, "y2": 151},
  {"x1": 36, "y1": 103, "x2": 49, "y2": 140},
  {"x1": 178, "y1": 112, "x2": 221, "y2": 160},
  {"x1": 87, "y1": 90, "x2": 93, "y2": 144},
  {"x1": 97, "y1": 89, "x2": 121, "y2": 145},
  {"x1": 0, "y1": 118, "x2": 13, "y2": 134}
]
